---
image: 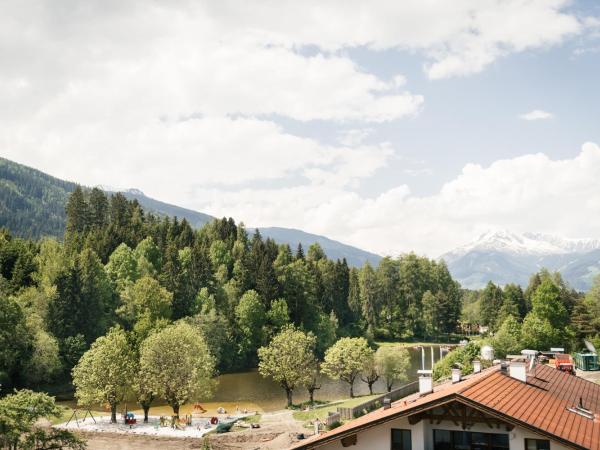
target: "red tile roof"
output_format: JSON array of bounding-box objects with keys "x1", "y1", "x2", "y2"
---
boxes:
[{"x1": 291, "y1": 364, "x2": 600, "y2": 450}]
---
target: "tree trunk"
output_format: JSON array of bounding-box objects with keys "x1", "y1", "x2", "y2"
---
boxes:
[
  {"x1": 143, "y1": 404, "x2": 150, "y2": 423},
  {"x1": 387, "y1": 381, "x2": 393, "y2": 393},
  {"x1": 368, "y1": 382, "x2": 374, "y2": 395},
  {"x1": 349, "y1": 382, "x2": 354, "y2": 398},
  {"x1": 286, "y1": 388, "x2": 293, "y2": 408},
  {"x1": 173, "y1": 403, "x2": 180, "y2": 418},
  {"x1": 309, "y1": 389, "x2": 315, "y2": 404},
  {"x1": 111, "y1": 404, "x2": 117, "y2": 424}
]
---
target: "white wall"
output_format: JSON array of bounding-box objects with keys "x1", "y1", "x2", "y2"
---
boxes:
[{"x1": 313, "y1": 416, "x2": 571, "y2": 450}]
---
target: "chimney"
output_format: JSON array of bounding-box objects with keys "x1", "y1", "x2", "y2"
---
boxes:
[
  {"x1": 418, "y1": 370, "x2": 433, "y2": 395},
  {"x1": 509, "y1": 359, "x2": 527, "y2": 383},
  {"x1": 383, "y1": 397, "x2": 391, "y2": 410},
  {"x1": 451, "y1": 368, "x2": 462, "y2": 383},
  {"x1": 473, "y1": 360, "x2": 481, "y2": 374}
]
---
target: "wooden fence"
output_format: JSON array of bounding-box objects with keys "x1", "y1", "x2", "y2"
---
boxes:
[{"x1": 337, "y1": 381, "x2": 419, "y2": 420}]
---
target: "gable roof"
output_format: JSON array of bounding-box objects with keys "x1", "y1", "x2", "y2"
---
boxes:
[{"x1": 291, "y1": 364, "x2": 600, "y2": 450}]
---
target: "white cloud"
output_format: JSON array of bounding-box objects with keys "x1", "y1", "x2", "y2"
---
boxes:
[
  {"x1": 519, "y1": 109, "x2": 554, "y2": 120},
  {"x1": 403, "y1": 167, "x2": 434, "y2": 177},
  {"x1": 187, "y1": 143, "x2": 600, "y2": 257},
  {"x1": 0, "y1": 1, "x2": 596, "y2": 261},
  {"x1": 201, "y1": 0, "x2": 582, "y2": 79},
  {"x1": 337, "y1": 129, "x2": 374, "y2": 147},
  {"x1": 1, "y1": 116, "x2": 393, "y2": 194},
  {"x1": 0, "y1": 1, "x2": 424, "y2": 124}
]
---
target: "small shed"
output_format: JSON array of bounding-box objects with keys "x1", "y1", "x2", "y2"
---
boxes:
[{"x1": 574, "y1": 352, "x2": 599, "y2": 371}]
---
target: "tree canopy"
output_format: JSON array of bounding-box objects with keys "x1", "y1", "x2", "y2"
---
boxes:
[
  {"x1": 139, "y1": 321, "x2": 216, "y2": 416},
  {"x1": 72, "y1": 327, "x2": 135, "y2": 423},
  {"x1": 375, "y1": 346, "x2": 411, "y2": 392},
  {"x1": 321, "y1": 337, "x2": 373, "y2": 398},
  {"x1": 258, "y1": 326, "x2": 317, "y2": 407}
]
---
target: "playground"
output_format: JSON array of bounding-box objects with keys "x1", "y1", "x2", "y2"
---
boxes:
[
  {"x1": 58, "y1": 409, "x2": 305, "y2": 450},
  {"x1": 56, "y1": 403, "x2": 255, "y2": 439}
]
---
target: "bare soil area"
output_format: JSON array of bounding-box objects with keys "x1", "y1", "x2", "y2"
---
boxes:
[{"x1": 80, "y1": 410, "x2": 309, "y2": 450}]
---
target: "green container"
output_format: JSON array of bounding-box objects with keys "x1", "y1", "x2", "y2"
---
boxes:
[{"x1": 574, "y1": 352, "x2": 600, "y2": 371}]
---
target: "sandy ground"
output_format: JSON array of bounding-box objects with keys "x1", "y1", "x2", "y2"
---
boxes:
[
  {"x1": 73, "y1": 410, "x2": 309, "y2": 450},
  {"x1": 58, "y1": 414, "x2": 248, "y2": 438}
]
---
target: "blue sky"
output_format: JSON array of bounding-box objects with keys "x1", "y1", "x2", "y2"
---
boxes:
[
  {"x1": 1, "y1": 0, "x2": 599, "y2": 256},
  {"x1": 282, "y1": 11, "x2": 600, "y2": 198}
]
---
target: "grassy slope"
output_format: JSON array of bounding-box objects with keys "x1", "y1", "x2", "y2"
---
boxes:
[
  {"x1": 292, "y1": 394, "x2": 380, "y2": 422},
  {"x1": 375, "y1": 340, "x2": 457, "y2": 348}
]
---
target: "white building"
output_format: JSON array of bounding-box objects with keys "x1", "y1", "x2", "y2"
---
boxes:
[{"x1": 290, "y1": 360, "x2": 598, "y2": 450}]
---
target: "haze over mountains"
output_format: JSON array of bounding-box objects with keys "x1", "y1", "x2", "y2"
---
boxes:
[
  {"x1": 442, "y1": 230, "x2": 600, "y2": 291},
  {"x1": 0, "y1": 157, "x2": 381, "y2": 267}
]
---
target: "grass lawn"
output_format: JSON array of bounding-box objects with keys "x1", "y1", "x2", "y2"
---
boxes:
[
  {"x1": 292, "y1": 394, "x2": 380, "y2": 422},
  {"x1": 375, "y1": 341, "x2": 447, "y2": 348}
]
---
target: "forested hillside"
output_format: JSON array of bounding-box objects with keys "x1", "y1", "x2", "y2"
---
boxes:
[
  {"x1": 3, "y1": 187, "x2": 600, "y2": 397},
  {"x1": 0, "y1": 187, "x2": 461, "y2": 390},
  {"x1": 0, "y1": 157, "x2": 77, "y2": 238},
  {"x1": 0, "y1": 157, "x2": 381, "y2": 267}
]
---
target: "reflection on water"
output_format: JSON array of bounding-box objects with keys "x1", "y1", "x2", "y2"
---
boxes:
[{"x1": 61, "y1": 345, "x2": 451, "y2": 414}]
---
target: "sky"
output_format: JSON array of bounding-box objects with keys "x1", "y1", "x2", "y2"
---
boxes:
[{"x1": 1, "y1": 0, "x2": 600, "y2": 257}]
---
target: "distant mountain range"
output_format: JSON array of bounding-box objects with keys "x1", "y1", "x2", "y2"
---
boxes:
[
  {"x1": 442, "y1": 230, "x2": 600, "y2": 291},
  {"x1": 0, "y1": 157, "x2": 381, "y2": 267},
  {"x1": 7, "y1": 156, "x2": 596, "y2": 288}
]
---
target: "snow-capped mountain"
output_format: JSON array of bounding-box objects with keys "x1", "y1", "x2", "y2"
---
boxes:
[
  {"x1": 445, "y1": 230, "x2": 600, "y2": 259},
  {"x1": 442, "y1": 230, "x2": 600, "y2": 291}
]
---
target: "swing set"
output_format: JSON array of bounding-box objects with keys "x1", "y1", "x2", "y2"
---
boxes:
[{"x1": 65, "y1": 408, "x2": 97, "y2": 427}]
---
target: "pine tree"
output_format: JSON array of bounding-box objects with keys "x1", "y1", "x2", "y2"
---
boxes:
[
  {"x1": 376, "y1": 257, "x2": 400, "y2": 335},
  {"x1": 78, "y1": 248, "x2": 114, "y2": 340},
  {"x1": 88, "y1": 188, "x2": 108, "y2": 229},
  {"x1": 479, "y1": 281, "x2": 503, "y2": 327},
  {"x1": 159, "y1": 243, "x2": 187, "y2": 319},
  {"x1": 359, "y1": 262, "x2": 378, "y2": 336},
  {"x1": 65, "y1": 186, "x2": 89, "y2": 236},
  {"x1": 503, "y1": 283, "x2": 527, "y2": 319},
  {"x1": 295, "y1": 243, "x2": 304, "y2": 260},
  {"x1": 332, "y1": 259, "x2": 351, "y2": 326},
  {"x1": 347, "y1": 267, "x2": 361, "y2": 320}
]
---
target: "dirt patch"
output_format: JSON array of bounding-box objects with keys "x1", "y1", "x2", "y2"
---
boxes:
[
  {"x1": 79, "y1": 432, "x2": 203, "y2": 450},
  {"x1": 77, "y1": 409, "x2": 309, "y2": 450}
]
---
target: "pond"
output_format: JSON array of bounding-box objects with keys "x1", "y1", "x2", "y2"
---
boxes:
[
  {"x1": 61, "y1": 344, "x2": 452, "y2": 415},
  {"x1": 192, "y1": 344, "x2": 450, "y2": 412}
]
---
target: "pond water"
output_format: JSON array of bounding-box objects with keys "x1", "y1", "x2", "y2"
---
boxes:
[
  {"x1": 202, "y1": 344, "x2": 449, "y2": 411},
  {"x1": 61, "y1": 345, "x2": 452, "y2": 415}
]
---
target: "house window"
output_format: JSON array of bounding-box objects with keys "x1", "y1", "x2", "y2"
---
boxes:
[
  {"x1": 525, "y1": 439, "x2": 550, "y2": 450},
  {"x1": 391, "y1": 429, "x2": 411, "y2": 450},
  {"x1": 433, "y1": 430, "x2": 509, "y2": 450}
]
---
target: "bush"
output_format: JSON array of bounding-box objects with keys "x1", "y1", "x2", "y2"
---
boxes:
[
  {"x1": 328, "y1": 420, "x2": 342, "y2": 430},
  {"x1": 433, "y1": 342, "x2": 481, "y2": 381}
]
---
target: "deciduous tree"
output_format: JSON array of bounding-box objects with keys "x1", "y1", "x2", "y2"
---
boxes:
[
  {"x1": 322, "y1": 337, "x2": 373, "y2": 398},
  {"x1": 258, "y1": 326, "x2": 317, "y2": 407},
  {"x1": 72, "y1": 327, "x2": 135, "y2": 423},
  {"x1": 0, "y1": 389, "x2": 84, "y2": 450},
  {"x1": 140, "y1": 322, "x2": 216, "y2": 417},
  {"x1": 375, "y1": 346, "x2": 411, "y2": 392}
]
